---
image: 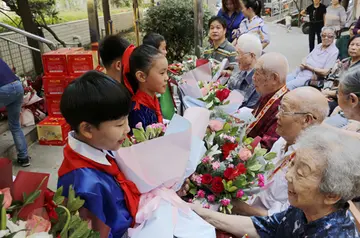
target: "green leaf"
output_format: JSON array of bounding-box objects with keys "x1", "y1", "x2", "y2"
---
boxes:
[
  {"x1": 23, "y1": 190, "x2": 41, "y2": 206},
  {"x1": 223, "y1": 123, "x2": 231, "y2": 132},
  {"x1": 243, "y1": 137, "x2": 254, "y2": 145},
  {"x1": 254, "y1": 148, "x2": 268, "y2": 157},
  {"x1": 223, "y1": 100, "x2": 230, "y2": 105},
  {"x1": 69, "y1": 221, "x2": 91, "y2": 238},
  {"x1": 54, "y1": 186, "x2": 65, "y2": 205},
  {"x1": 247, "y1": 163, "x2": 263, "y2": 172},
  {"x1": 67, "y1": 186, "x2": 85, "y2": 213},
  {"x1": 264, "y1": 152, "x2": 277, "y2": 161},
  {"x1": 233, "y1": 176, "x2": 247, "y2": 188},
  {"x1": 189, "y1": 188, "x2": 197, "y2": 196},
  {"x1": 265, "y1": 163, "x2": 275, "y2": 171},
  {"x1": 68, "y1": 215, "x2": 82, "y2": 231},
  {"x1": 133, "y1": 128, "x2": 147, "y2": 142},
  {"x1": 0, "y1": 194, "x2": 4, "y2": 207},
  {"x1": 222, "y1": 179, "x2": 229, "y2": 190},
  {"x1": 227, "y1": 186, "x2": 238, "y2": 193}
]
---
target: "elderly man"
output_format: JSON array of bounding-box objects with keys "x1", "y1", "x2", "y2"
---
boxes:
[
  {"x1": 191, "y1": 125, "x2": 360, "y2": 237},
  {"x1": 233, "y1": 87, "x2": 329, "y2": 217},
  {"x1": 287, "y1": 27, "x2": 339, "y2": 90},
  {"x1": 247, "y1": 52, "x2": 289, "y2": 150},
  {"x1": 226, "y1": 33, "x2": 263, "y2": 109}
]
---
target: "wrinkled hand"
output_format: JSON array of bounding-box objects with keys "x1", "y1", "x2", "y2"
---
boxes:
[
  {"x1": 221, "y1": 70, "x2": 232, "y2": 77},
  {"x1": 232, "y1": 29, "x2": 238, "y2": 38},
  {"x1": 177, "y1": 179, "x2": 190, "y2": 197},
  {"x1": 232, "y1": 38, "x2": 238, "y2": 46}
]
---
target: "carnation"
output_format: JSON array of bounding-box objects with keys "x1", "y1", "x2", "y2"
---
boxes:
[
  {"x1": 236, "y1": 189, "x2": 244, "y2": 198},
  {"x1": 207, "y1": 195, "x2": 216, "y2": 203},
  {"x1": 212, "y1": 161, "x2": 221, "y2": 170},
  {"x1": 197, "y1": 190, "x2": 205, "y2": 198},
  {"x1": 220, "y1": 198, "x2": 231, "y2": 206}
]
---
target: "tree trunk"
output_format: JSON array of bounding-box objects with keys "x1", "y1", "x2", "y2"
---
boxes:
[
  {"x1": 17, "y1": 0, "x2": 43, "y2": 75},
  {"x1": 102, "y1": 0, "x2": 111, "y2": 36}
]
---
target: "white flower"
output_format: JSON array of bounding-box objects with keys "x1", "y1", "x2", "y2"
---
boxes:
[
  {"x1": 6, "y1": 219, "x2": 26, "y2": 238},
  {"x1": 0, "y1": 230, "x2": 10, "y2": 238}
]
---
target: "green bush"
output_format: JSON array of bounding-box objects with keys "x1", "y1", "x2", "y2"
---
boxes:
[{"x1": 141, "y1": 0, "x2": 212, "y2": 62}]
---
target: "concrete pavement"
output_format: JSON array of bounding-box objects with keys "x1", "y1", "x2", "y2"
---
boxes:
[{"x1": 12, "y1": 23, "x2": 309, "y2": 191}]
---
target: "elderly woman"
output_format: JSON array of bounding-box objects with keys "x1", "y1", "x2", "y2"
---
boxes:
[
  {"x1": 226, "y1": 33, "x2": 263, "y2": 108},
  {"x1": 286, "y1": 27, "x2": 339, "y2": 90},
  {"x1": 217, "y1": 0, "x2": 244, "y2": 43},
  {"x1": 191, "y1": 125, "x2": 360, "y2": 237},
  {"x1": 336, "y1": 66, "x2": 360, "y2": 132}
]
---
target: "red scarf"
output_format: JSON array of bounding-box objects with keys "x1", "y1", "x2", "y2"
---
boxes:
[
  {"x1": 122, "y1": 45, "x2": 136, "y2": 95},
  {"x1": 58, "y1": 144, "x2": 140, "y2": 226},
  {"x1": 132, "y1": 90, "x2": 163, "y2": 123}
]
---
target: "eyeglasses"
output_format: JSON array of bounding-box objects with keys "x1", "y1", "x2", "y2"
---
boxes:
[
  {"x1": 321, "y1": 34, "x2": 335, "y2": 39},
  {"x1": 278, "y1": 106, "x2": 317, "y2": 120}
]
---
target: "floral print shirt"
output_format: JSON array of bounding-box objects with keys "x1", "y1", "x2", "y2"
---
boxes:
[{"x1": 251, "y1": 203, "x2": 359, "y2": 238}]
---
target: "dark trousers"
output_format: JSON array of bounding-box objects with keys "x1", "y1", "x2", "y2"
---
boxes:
[{"x1": 309, "y1": 24, "x2": 323, "y2": 52}]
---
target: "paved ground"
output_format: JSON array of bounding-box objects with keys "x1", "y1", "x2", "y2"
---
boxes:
[{"x1": 11, "y1": 23, "x2": 309, "y2": 191}]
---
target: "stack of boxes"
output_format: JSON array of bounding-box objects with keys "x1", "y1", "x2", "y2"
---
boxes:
[{"x1": 37, "y1": 48, "x2": 99, "y2": 146}]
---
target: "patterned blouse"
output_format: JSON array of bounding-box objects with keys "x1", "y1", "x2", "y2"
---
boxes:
[
  {"x1": 251, "y1": 203, "x2": 359, "y2": 237},
  {"x1": 235, "y1": 16, "x2": 270, "y2": 44}
]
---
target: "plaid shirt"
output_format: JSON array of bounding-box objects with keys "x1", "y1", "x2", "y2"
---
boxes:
[{"x1": 203, "y1": 39, "x2": 237, "y2": 65}]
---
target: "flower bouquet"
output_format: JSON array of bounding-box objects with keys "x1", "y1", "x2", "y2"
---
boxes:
[
  {"x1": 115, "y1": 107, "x2": 216, "y2": 238},
  {"x1": 189, "y1": 118, "x2": 276, "y2": 214},
  {"x1": 0, "y1": 158, "x2": 99, "y2": 238}
]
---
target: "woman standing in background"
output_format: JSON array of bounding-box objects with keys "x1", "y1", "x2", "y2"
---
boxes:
[
  {"x1": 325, "y1": 0, "x2": 346, "y2": 35},
  {"x1": 217, "y1": 0, "x2": 245, "y2": 43}
]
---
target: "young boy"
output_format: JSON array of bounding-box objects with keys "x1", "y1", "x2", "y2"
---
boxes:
[
  {"x1": 285, "y1": 14, "x2": 292, "y2": 33},
  {"x1": 99, "y1": 35, "x2": 134, "y2": 86},
  {"x1": 57, "y1": 71, "x2": 140, "y2": 238}
]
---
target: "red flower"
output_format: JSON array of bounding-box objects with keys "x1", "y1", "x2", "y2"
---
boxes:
[
  {"x1": 202, "y1": 174, "x2": 213, "y2": 185},
  {"x1": 215, "y1": 88, "x2": 231, "y2": 102},
  {"x1": 221, "y1": 142, "x2": 238, "y2": 160},
  {"x1": 229, "y1": 163, "x2": 247, "y2": 180},
  {"x1": 44, "y1": 189, "x2": 58, "y2": 220},
  {"x1": 211, "y1": 177, "x2": 224, "y2": 193},
  {"x1": 224, "y1": 168, "x2": 235, "y2": 180}
]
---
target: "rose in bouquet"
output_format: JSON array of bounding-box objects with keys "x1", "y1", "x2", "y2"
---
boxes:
[
  {"x1": 198, "y1": 81, "x2": 231, "y2": 110},
  {"x1": 189, "y1": 119, "x2": 276, "y2": 214},
  {"x1": 168, "y1": 55, "x2": 197, "y2": 84}
]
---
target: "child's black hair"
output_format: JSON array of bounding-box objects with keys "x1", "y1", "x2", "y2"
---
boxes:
[
  {"x1": 60, "y1": 70, "x2": 132, "y2": 132},
  {"x1": 126, "y1": 44, "x2": 162, "y2": 94},
  {"x1": 143, "y1": 33, "x2": 166, "y2": 49},
  {"x1": 208, "y1": 16, "x2": 227, "y2": 29},
  {"x1": 242, "y1": 0, "x2": 262, "y2": 17},
  {"x1": 99, "y1": 35, "x2": 130, "y2": 68}
]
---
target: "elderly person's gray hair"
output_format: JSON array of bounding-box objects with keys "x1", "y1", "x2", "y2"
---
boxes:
[
  {"x1": 257, "y1": 52, "x2": 289, "y2": 83},
  {"x1": 321, "y1": 26, "x2": 336, "y2": 35},
  {"x1": 290, "y1": 87, "x2": 329, "y2": 122},
  {"x1": 236, "y1": 33, "x2": 262, "y2": 59},
  {"x1": 340, "y1": 65, "x2": 360, "y2": 97},
  {"x1": 296, "y1": 125, "x2": 360, "y2": 205}
]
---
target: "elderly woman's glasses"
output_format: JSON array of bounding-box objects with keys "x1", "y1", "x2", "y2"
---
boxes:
[
  {"x1": 278, "y1": 106, "x2": 317, "y2": 120},
  {"x1": 321, "y1": 34, "x2": 335, "y2": 39}
]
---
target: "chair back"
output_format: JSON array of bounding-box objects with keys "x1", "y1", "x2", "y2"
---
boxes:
[{"x1": 349, "y1": 201, "x2": 360, "y2": 231}]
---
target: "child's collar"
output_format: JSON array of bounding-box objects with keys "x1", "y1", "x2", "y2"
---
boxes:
[{"x1": 68, "y1": 131, "x2": 113, "y2": 166}]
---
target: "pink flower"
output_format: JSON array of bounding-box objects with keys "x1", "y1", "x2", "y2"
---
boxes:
[
  {"x1": 208, "y1": 120, "x2": 224, "y2": 132},
  {"x1": 135, "y1": 122, "x2": 143, "y2": 129},
  {"x1": 26, "y1": 215, "x2": 51, "y2": 235},
  {"x1": 228, "y1": 164, "x2": 235, "y2": 169},
  {"x1": 207, "y1": 195, "x2": 216, "y2": 203},
  {"x1": 0, "y1": 188, "x2": 12, "y2": 209},
  {"x1": 258, "y1": 174, "x2": 265, "y2": 188},
  {"x1": 238, "y1": 147, "x2": 252, "y2": 161},
  {"x1": 212, "y1": 161, "x2": 221, "y2": 170},
  {"x1": 203, "y1": 203, "x2": 211, "y2": 209},
  {"x1": 236, "y1": 189, "x2": 244, "y2": 198},
  {"x1": 191, "y1": 174, "x2": 203, "y2": 186},
  {"x1": 223, "y1": 135, "x2": 236, "y2": 143},
  {"x1": 197, "y1": 190, "x2": 205, "y2": 198},
  {"x1": 202, "y1": 156, "x2": 212, "y2": 164},
  {"x1": 201, "y1": 87, "x2": 209, "y2": 96},
  {"x1": 188, "y1": 199, "x2": 193, "y2": 203},
  {"x1": 220, "y1": 198, "x2": 231, "y2": 206}
]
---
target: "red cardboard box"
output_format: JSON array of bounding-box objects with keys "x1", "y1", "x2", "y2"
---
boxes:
[
  {"x1": 43, "y1": 75, "x2": 67, "y2": 96},
  {"x1": 67, "y1": 51, "x2": 99, "y2": 77},
  {"x1": 46, "y1": 95, "x2": 62, "y2": 117},
  {"x1": 42, "y1": 48, "x2": 83, "y2": 76},
  {"x1": 66, "y1": 76, "x2": 78, "y2": 86},
  {"x1": 37, "y1": 117, "x2": 70, "y2": 146}
]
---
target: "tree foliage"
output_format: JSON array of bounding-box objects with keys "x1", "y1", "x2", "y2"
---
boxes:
[
  {"x1": 141, "y1": 0, "x2": 212, "y2": 62},
  {"x1": 2, "y1": 0, "x2": 66, "y2": 46}
]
